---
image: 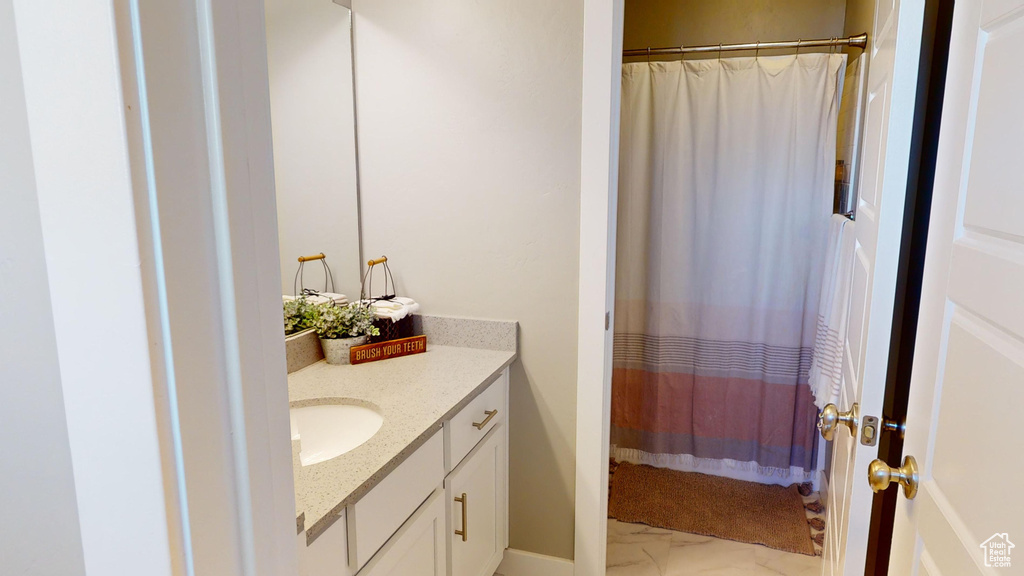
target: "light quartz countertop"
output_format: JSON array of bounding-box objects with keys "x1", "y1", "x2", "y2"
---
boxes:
[{"x1": 290, "y1": 343, "x2": 516, "y2": 544}]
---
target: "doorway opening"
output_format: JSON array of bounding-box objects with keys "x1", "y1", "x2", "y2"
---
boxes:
[{"x1": 606, "y1": 2, "x2": 872, "y2": 573}]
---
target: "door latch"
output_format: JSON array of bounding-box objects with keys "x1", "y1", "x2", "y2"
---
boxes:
[
  {"x1": 860, "y1": 415, "x2": 905, "y2": 446},
  {"x1": 861, "y1": 415, "x2": 879, "y2": 446}
]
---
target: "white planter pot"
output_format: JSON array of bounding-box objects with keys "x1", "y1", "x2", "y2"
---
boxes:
[{"x1": 320, "y1": 335, "x2": 368, "y2": 365}]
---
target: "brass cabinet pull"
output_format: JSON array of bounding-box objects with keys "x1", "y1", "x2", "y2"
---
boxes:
[
  {"x1": 868, "y1": 456, "x2": 919, "y2": 499},
  {"x1": 472, "y1": 409, "x2": 498, "y2": 430},
  {"x1": 818, "y1": 403, "x2": 859, "y2": 441},
  {"x1": 454, "y1": 493, "x2": 468, "y2": 541}
]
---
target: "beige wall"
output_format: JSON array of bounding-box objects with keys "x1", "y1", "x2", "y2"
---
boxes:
[
  {"x1": 844, "y1": 0, "x2": 876, "y2": 52},
  {"x1": 351, "y1": 0, "x2": 583, "y2": 560},
  {"x1": 624, "y1": 0, "x2": 847, "y2": 55}
]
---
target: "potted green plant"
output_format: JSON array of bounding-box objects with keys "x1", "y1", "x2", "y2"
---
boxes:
[
  {"x1": 311, "y1": 302, "x2": 380, "y2": 365},
  {"x1": 283, "y1": 296, "x2": 317, "y2": 335}
]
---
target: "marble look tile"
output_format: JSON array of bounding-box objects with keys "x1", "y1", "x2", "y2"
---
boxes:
[
  {"x1": 752, "y1": 546, "x2": 822, "y2": 576},
  {"x1": 609, "y1": 521, "x2": 824, "y2": 576},
  {"x1": 608, "y1": 521, "x2": 673, "y2": 575},
  {"x1": 666, "y1": 532, "x2": 756, "y2": 575},
  {"x1": 609, "y1": 519, "x2": 675, "y2": 539}
]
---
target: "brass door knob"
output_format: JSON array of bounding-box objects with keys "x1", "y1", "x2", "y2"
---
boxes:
[
  {"x1": 818, "y1": 403, "x2": 859, "y2": 441},
  {"x1": 868, "y1": 456, "x2": 919, "y2": 499}
]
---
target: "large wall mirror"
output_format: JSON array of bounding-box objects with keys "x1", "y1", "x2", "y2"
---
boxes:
[{"x1": 265, "y1": 0, "x2": 361, "y2": 299}]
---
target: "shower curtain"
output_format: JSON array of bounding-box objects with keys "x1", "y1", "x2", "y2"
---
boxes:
[{"x1": 612, "y1": 53, "x2": 845, "y2": 486}]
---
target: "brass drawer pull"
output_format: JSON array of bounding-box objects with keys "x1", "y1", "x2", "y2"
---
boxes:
[
  {"x1": 472, "y1": 409, "x2": 498, "y2": 430},
  {"x1": 454, "y1": 493, "x2": 468, "y2": 541}
]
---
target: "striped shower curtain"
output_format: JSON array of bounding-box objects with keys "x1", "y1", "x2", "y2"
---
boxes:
[{"x1": 611, "y1": 53, "x2": 845, "y2": 486}]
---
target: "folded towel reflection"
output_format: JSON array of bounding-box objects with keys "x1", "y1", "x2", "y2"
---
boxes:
[
  {"x1": 361, "y1": 297, "x2": 419, "y2": 322},
  {"x1": 283, "y1": 292, "x2": 349, "y2": 306}
]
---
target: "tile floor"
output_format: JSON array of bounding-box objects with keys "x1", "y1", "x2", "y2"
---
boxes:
[{"x1": 607, "y1": 519, "x2": 823, "y2": 576}]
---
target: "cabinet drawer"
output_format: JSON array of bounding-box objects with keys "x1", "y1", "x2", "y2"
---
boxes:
[
  {"x1": 447, "y1": 372, "x2": 507, "y2": 471},
  {"x1": 349, "y1": 429, "x2": 444, "y2": 571}
]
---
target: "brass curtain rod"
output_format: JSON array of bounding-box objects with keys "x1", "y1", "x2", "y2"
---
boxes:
[{"x1": 623, "y1": 33, "x2": 867, "y2": 58}]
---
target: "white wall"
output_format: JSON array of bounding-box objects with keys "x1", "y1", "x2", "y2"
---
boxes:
[
  {"x1": 352, "y1": 0, "x2": 584, "y2": 560},
  {"x1": 0, "y1": 2, "x2": 86, "y2": 574},
  {"x1": 266, "y1": 0, "x2": 362, "y2": 297}
]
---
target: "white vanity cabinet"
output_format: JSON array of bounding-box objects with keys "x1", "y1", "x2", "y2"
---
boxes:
[
  {"x1": 447, "y1": 425, "x2": 507, "y2": 576},
  {"x1": 358, "y1": 489, "x2": 447, "y2": 576},
  {"x1": 297, "y1": 509, "x2": 354, "y2": 576},
  {"x1": 297, "y1": 368, "x2": 509, "y2": 576}
]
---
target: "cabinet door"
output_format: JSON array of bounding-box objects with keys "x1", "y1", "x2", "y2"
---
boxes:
[
  {"x1": 359, "y1": 489, "x2": 446, "y2": 576},
  {"x1": 298, "y1": 510, "x2": 354, "y2": 576},
  {"x1": 447, "y1": 425, "x2": 506, "y2": 576}
]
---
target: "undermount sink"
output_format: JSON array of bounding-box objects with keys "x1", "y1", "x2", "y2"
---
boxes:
[{"x1": 290, "y1": 403, "x2": 384, "y2": 466}]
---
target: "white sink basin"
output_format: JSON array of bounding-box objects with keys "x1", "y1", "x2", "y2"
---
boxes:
[{"x1": 290, "y1": 403, "x2": 384, "y2": 466}]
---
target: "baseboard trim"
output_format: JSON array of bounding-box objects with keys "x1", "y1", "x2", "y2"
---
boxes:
[{"x1": 495, "y1": 549, "x2": 574, "y2": 576}]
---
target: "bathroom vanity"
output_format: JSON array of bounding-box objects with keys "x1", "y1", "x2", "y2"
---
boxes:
[{"x1": 290, "y1": 317, "x2": 516, "y2": 576}]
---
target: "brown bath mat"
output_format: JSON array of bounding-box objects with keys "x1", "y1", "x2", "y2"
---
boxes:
[{"x1": 608, "y1": 462, "x2": 816, "y2": 556}]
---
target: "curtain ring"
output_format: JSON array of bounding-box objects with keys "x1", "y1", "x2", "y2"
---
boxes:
[
  {"x1": 647, "y1": 47, "x2": 651, "y2": 63},
  {"x1": 718, "y1": 43, "x2": 723, "y2": 62},
  {"x1": 755, "y1": 41, "x2": 760, "y2": 59},
  {"x1": 796, "y1": 39, "x2": 802, "y2": 56}
]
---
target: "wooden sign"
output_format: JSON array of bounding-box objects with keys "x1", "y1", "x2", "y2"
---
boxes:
[{"x1": 350, "y1": 335, "x2": 427, "y2": 365}]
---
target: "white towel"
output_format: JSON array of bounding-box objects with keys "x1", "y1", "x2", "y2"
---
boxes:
[
  {"x1": 361, "y1": 297, "x2": 420, "y2": 322},
  {"x1": 809, "y1": 215, "x2": 856, "y2": 408}
]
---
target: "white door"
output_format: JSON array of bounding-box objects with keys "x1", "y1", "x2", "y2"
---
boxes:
[
  {"x1": 819, "y1": 0, "x2": 927, "y2": 574},
  {"x1": 884, "y1": 0, "x2": 1024, "y2": 573}
]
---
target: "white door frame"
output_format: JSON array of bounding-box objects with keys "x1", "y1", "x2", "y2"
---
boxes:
[
  {"x1": 13, "y1": 0, "x2": 299, "y2": 574},
  {"x1": 569, "y1": 0, "x2": 932, "y2": 574},
  {"x1": 113, "y1": 0, "x2": 299, "y2": 573},
  {"x1": 574, "y1": 1, "x2": 624, "y2": 575}
]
